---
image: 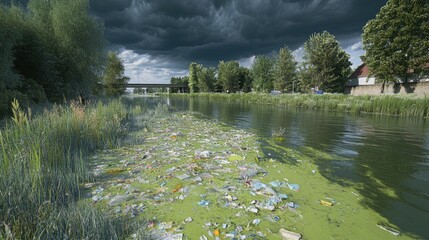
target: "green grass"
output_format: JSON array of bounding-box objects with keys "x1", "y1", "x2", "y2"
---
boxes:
[
  {"x1": 0, "y1": 99, "x2": 141, "y2": 239},
  {"x1": 171, "y1": 93, "x2": 429, "y2": 117}
]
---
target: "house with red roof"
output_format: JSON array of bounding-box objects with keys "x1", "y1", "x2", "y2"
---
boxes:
[
  {"x1": 347, "y1": 63, "x2": 429, "y2": 87},
  {"x1": 346, "y1": 64, "x2": 375, "y2": 86}
]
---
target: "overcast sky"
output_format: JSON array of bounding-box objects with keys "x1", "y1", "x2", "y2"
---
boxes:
[{"x1": 22, "y1": 0, "x2": 389, "y2": 83}]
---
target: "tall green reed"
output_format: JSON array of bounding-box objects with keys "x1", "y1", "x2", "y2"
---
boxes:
[
  {"x1": 0, "y1": 99, "x2": 132, "y2": 239},
  {"x1": 172, "y1": 93, "x2": 429, "y2": 117}
]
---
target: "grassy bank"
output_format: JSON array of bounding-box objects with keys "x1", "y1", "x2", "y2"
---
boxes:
[
  {"x1": 170, "y1": 93, "x2": 429, "y2": 117},
  {"x1": 0, "y1": 99, "x2": 139, "y2": 239}
]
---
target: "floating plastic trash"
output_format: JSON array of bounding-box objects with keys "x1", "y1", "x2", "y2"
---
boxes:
[
  {"x1": 377, "y1": 223, "x2": 400, "y2": 236},
  {"x1": 320, "y1": 200, "x2": 333, "y2": 207},
  {"x1": 213, "y1": 229, "x2": 220, "y2": 236},
  {"x1": 270, "y1": 180, "x2": 284, "y2": 187},
  {"x1": 176, "y1": 174, "x2": 191, "y2": 180},
  {"x1": 278, "y1": 193, "x2": 289, "y2": 199},
  {"x1": 287, "y1": 183, "x2": 300, "y2": 191},
  {"x1": 288, "y1": 202, "x2": 299, "y2": 209},
  {"x1": 252, "y1": 219, "x2": 261, "y2": 225},
  {"x1": 198, "y1": 200, "x2": 210, "y2": 206},
  {"x1": 279, "y1": 228, "x2": 302, "y2": 240},
  {"x1": 252, "y1": 181, "x2": 267, "y2": 191}
]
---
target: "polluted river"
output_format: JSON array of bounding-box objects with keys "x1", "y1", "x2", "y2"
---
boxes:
[{"x1": 83, "y1": 96, "x2": 429, "y2": 239}]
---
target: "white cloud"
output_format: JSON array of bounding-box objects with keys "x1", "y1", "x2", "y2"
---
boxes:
[
  {"x1": 292, "y1": 46, "x2": 304, "y2": 63},
  {"x1": 117, "y1": 48, "x2": 188, "y2": 84},
  {"x1": 344, "y1": 39, "x2": 365, "y2": 69},
  {"x1": 291, "y1": 39, "x2": 364, "y2": 69},
  {"x1": 238, "y1": 55, "x2": 256, "y2": 68}
]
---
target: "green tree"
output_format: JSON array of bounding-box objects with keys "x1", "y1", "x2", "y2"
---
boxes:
[
  {"x1": 28, "y1": 0, "x2": 105, "y2": 98},
  {"x1": 274, "y1": 46, "x2": 297, "y2": 92},
  {"x1": 363, "y1": 0, "x2": 429, "y2": 93},
  {"x1": 218, "y1": 61, "x2": 240, "y2": 93},
  {"x1": 171, "y1": 76, "x2": 189, "y2": 93},
  {"x1": 238, "y1": 67, "x2": 253, "y2": 93},
  {"x1": 251, "y1": 55, "x2": 274, "y2": 93},
  {"x1": 303, "y1": 31, "x2": 351, "y2": 93},
  {"x1": 197, "y1": 67, "x2": 216, "y2": 92},
  {"x1": 188, "y1": 62, "x2": 201, "y2": 93},
  {"x1": 102, "y1": 52, "x2": 129, "y2": 96}
]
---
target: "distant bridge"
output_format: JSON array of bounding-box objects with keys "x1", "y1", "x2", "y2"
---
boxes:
[{"x1": 125, "y1": 83, "x2": 187, "y2": 88}]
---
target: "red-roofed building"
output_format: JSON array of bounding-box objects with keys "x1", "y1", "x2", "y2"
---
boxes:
[
  {"x1": 346, "y1": 64, "x2": 375, "y2": 86},
  {"x1": 347, "y1": 63, "x2": 429, "y2": 86}
]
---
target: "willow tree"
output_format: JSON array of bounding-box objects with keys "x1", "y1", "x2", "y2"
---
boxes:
[
  {"x1": 363, "y1": 0, "x2": 429, "y2": 92},
  {"x1": 303, "y1": 31, "x2": 351, "y2": 93},
  {"x1": 28, "y1": 0, "x2": 105, "y2": 98}
]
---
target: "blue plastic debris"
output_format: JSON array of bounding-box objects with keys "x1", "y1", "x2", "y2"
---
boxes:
[
  {"x1": 198, "y1": 200, "x2": 210, "y2": 206},
  {"x1": 287, "y1": 183, "x2": 300, "y2": 191},
  {"x1": 278, "y1": 193, "x2": 289, "y2": 199},
  {"x1": 269, "y1": 180, "x2": 285, "y2": 187},
  {"x1": 252, "y1": 181, "x2": 267, "y2": 191},
  {"x1": 288, "y1": 202, "x2": 299, "y2": 209}
]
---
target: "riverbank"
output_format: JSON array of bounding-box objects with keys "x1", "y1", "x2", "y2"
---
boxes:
[
  {"x1": 84, "y1": 107, "x2": 410, "y2": 239},
  {"x1": 0, "y1": 99, "x2": 142, "y2": 239},
  {"x1": 168, "y1": 93, "x2": 429, "y2": 118}
]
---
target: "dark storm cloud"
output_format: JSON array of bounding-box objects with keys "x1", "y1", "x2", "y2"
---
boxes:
[{"x1": 89, "y1": 0, "x2": 387, "y2": 67}]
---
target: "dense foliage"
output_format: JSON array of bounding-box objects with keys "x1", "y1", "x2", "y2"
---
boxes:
[
  {"x1": 302, "y1": 31, "x2": 352, "y2": 93},
  {"x1": 103, "y1": 52, "x2": 130, "y2": 96},
  {"x1": 363, "y1": 0, "x2": 429, "y2": 86},
  {"x1": 274, "y1": 46, "x2": 297, "y2": 92},
  {"x1": 218, "y1": 61, "x2": 241, "y2": 93},
  {"x1": 0, "y1": 1, "x2": 105, "y2": 116},
  {"x1": 251, "y1": 56, "x2": 274, "y2": 93}
]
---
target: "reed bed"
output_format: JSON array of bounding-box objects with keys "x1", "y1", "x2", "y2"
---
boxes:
[
  {"x1": 0, "y1": 99, "x2": 135, "y2": 239},
  {"x1": 174, "y1": 93, "x2": 429, "y2": 117}
]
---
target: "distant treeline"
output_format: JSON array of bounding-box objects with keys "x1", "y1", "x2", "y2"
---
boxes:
[
  {"x1": 0, "y1": 1, "x2": 129, "y2": 116},
  {"x1": 172, "y1": 32, "x2": 352, "y2": 94}
]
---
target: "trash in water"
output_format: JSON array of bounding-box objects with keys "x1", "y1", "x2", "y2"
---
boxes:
[
  {"x1": 176, "y1": 174, "x2": 191, "y2": 180},
  {"x1": 279, "y1": 228, "x2": 302, "y2": 240},
  {"x1": 287, "y1": 183, "x2": 300, "y2": 191},
  {"x1": 247, "y1": 206, "x2": 259, "y2": 213},
  {"x1": 278, "y1": 193, "x2": 288, "y2": 199},
  {"x1": 252, "y1": 219, "x2": 261, "y2": 225},
  {"x1": 270, "y1": 180, "x2": 285, "y2": 187},
  {"x1": 320, "y1": 200, "x2": 333, "y2": 207},
  {"x1": 213, "y1": 229, "x2": 220, "y2": 236},
  {"x1": 198, "y1": 200, "x2": 210, "y2": 206},
  {"x1": 184, "y1": 217, "x2": 193, "y2": 223},
  {"x1": 287, "y1": 202, "x2": 299, "y2": 209},
  {"x1": 252, "y1": 181, "x2": 267, "y2": 191},
  {"x1": 377, "y1": 223, "x2": 400, "y2": 236}
]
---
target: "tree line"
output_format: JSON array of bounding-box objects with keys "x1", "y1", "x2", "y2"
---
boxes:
[
  {"x1": 0, "y1": 1, "x2": 129, "y2": 116},
  {"x1": 173, "y1": 0, "x2": 429, "y2": 94},
  {"x1": 173, "y1": 31, "x2": 352, "y2": 94}
]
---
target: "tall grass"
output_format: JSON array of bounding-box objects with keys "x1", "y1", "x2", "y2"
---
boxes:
[
  {"x1": 0, "y1": 99, "x2": 134, "y2": 239},
  {"x1": 173, "y1": 93, "x2": 429, "y2": 117}
]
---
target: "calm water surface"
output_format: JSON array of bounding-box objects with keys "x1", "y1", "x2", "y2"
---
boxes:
[{"x1": 139, "y1": 96, "x2": 429, "y2": 238}]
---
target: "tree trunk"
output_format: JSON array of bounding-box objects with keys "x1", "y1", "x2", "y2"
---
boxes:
[{"x1": 381, "y1": 81, "x2": 385, "y2": 94}]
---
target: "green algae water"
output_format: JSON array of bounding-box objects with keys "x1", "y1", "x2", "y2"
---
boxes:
[{"x1": 161, "y1": 96, "x2": 428, "y2": 239}]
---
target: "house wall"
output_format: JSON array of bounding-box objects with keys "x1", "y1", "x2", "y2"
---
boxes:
[
  {"x1": 358, "y1": 77, "x2": 375, "y2": 85},
  {"x1": 345, "y1": 81, "x2": 429, "y2": 96}
]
